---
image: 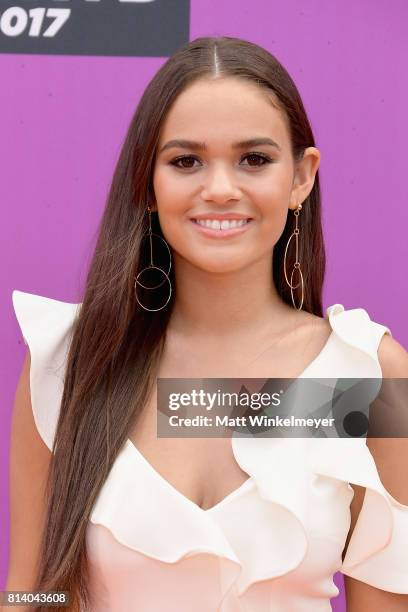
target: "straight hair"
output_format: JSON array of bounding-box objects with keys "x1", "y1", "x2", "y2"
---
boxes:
[{"x1": 31, "y1": 36, "x2": 325, "y2": 611}]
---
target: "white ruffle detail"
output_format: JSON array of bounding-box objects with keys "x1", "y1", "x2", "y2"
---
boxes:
[
  {"x1": 318, "y1": 304, "x2": 392, "y2": 379},
  {"x1": 305, "y1": 306, "x2": 408, "y2": 593},
  {"x1": 89, "y1": 440, "x2": 244, "y2": 603},
  {"x1": 12, "y1": 289, "x2": 79, "y2": 451},
  {"x1": 89, "y1": 438, "x2": 312, "y2": 598},
  {"x1": 12, "y1": 289, "x2": 408, "y2": 599},
  {"x1": 308, "y1": 437, "x2": 408, "y2": 592}
]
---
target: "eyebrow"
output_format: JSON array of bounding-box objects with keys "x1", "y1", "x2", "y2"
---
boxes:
[{"x1": 158, "y1": 137, "x2": 282, "y2": 154}]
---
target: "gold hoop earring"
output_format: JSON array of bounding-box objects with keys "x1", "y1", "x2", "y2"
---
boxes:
[
  {"x1": 134, "y1": 205, "x2": 172, "y2": 312},
  {"x1": 283, "y1": 203, "x2": 304, "y2": 311}
]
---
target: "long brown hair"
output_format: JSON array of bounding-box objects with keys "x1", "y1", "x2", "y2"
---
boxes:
[{"x1": 32, "y1": 36, "x2": 325, "y2": 611}]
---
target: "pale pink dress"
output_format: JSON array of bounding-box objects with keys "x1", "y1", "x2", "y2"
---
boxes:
[{"x1": 11, "y1": 290, "x2": 408, "y2": 611}]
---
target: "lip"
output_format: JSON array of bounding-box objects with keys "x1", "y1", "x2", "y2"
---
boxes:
[{"x1": 190, "y1": 218, "x2": 253, "y2": 239}]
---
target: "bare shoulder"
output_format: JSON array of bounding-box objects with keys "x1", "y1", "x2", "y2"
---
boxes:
[
  {"x1": 344, "y1": 333, "x2": 408, "y2": 607},
  {"x1": 279, "y1": 303, "x2": 330, "y2": 332},
  {"x1": 301, "y1": 309, "x2": 331, "y2": 330},
  {"x1": 285, "y1": 307, "x2": 332, "y2": 346},
  {"x1": 377, "y1": 333, "x2": 408, "y2": 377}
]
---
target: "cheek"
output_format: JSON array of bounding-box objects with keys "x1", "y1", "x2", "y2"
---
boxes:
[
  {"x1": 255, "y1": 202, "x2": 289, "y2": 252},
  {"x1": 153, "y1": 168, "x2": 192, "y2": 218},
  {"x1": 265, "y1": 160, "x2": 293, "y2": 196},
  {"x1": 153, "y1": 201, "x2": 189, "y2": 253},
  {"x1": 154, "y1": 165, "x2": 192, "y2": 196},
  {"x1": 257, "y1": 187, "x2": 290, "y2": 224}
]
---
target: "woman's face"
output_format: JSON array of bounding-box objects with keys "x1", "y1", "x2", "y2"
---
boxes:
[{"x1": 152, "y1": 77, "x2": 319, "y2": 274}]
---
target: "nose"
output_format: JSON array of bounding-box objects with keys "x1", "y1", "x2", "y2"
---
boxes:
[{"x1": 200, "y1": 162, "x2": 242, "y2": 204}]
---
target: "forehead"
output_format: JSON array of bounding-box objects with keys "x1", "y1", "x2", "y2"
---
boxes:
[{"x1": 158, "y1": 78, "x2": 289, "y2": 147}]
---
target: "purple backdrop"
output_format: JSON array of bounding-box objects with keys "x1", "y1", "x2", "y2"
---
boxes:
[{"x1": 1, "y1": 1, "x2": 407, "y2": 610}]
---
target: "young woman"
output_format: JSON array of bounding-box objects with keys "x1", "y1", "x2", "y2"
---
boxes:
[{"x1": 7, "y1": 36, "x2": 408, "y2": 611}]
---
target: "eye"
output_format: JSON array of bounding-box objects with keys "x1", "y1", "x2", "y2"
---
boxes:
[
  {"x1": 169, "y1": 152, "x2": 273, "y2": 171},
  {"x1": 169, "y1": 155, "x2": 200, "y2": 170},
  {"x1": 240, "y1": 152, "x2": 273, "y2": 167}
]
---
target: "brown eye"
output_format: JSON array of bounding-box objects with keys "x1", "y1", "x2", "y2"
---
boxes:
[
  {"x1": 169, "y1": 152, "x2": 273, "y2": 171},
  {"x1": 241, "y1": 153, "x2": 272, "y2": 167},
  {"x1": 170, "y1": 155, "x2": 199, "y2": 169}
]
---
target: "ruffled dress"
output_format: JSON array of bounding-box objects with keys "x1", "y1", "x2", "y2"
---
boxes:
[{"x1": 11, "y1": 290, "x2": 408, "y2": 611}]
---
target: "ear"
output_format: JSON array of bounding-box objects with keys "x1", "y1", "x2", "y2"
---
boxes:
[
  {"x1": 289, "y1": 147, "x2": 321, "y2": 210},
  {"x1": 149, "y1": 201, "x2": 158, "y2": 213}
]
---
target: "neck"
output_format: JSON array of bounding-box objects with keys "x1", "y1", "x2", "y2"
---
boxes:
[{"x1": 168, "y1": 253, "x2": 294, "y2": 340}]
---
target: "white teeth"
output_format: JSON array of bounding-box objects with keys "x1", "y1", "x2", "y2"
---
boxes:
[{"x1": 195, "y1": 219, "x2": 249, "y2": 230}]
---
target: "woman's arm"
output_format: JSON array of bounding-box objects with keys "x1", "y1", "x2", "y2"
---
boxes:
[
  {"x1": 2, "y1": 351, "x2": 52, "y2": 611},
  {"x1": 344, "y1": 334, "x2": 408, "y2": 610}
]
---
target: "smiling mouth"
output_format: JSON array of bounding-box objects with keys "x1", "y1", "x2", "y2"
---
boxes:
[
  {"x1": 191, "y1": 218, "x2": 252, "y2": 230},
  {"x1": 189, "y1": 218, "x2": 254, "y2": 239}
]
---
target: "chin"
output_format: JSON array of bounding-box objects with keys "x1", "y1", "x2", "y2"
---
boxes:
[{"x1": 191, "y1": 259, "x2": 249, "y2": 275}]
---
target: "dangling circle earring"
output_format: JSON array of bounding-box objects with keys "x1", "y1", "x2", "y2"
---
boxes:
[
  {"x1": 283, "y1": 203, "x2": 304, "y2": 311},
  {"x1": 134, "y1": 205, "x2": 172, "y2": 312}
]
